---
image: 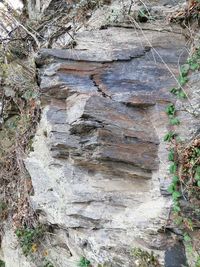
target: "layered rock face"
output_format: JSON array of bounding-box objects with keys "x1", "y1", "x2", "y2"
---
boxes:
[
  {"x1": 5, "y1": 0, "x2": 198, "y2": 264},
  {"x1": 1, "y1": 0, "x2": 200, "y2": 266},
  {"x1": 24, "y1": 21, "x2": 191, "y2": 266}
]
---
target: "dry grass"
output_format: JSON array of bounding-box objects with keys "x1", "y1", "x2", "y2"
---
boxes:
[{"x1": 0, "y1": 55, "x2": 41, "y2": 236}]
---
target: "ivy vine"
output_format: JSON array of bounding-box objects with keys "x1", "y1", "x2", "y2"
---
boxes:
[{"x1": 165, "y1": 47, "x2": 200, "y2": 265}]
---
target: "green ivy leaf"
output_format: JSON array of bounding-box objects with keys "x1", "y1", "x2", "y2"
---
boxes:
[
  {"x1": 170, "y1": 87, "x2": 178, "y2": 95},
  {"x1": 164, "y1": 132, "x2": 176, "y2": 142},
  {"x1": 172, "y1": 175, "x2": 179, "y2": 184},
  {"x1": 169, "y1": 162, "x2": 177, "y2": 174},
  {"x1": 167, "y1": 184, "x2": 175, "y2": 193},
  {"x1": 78, "y1": 257, "x2": 91, "y2": 267},
  {"x1": 195, "y1": 256, "x2": 200, "y2": 267},
  {"x1": 174, "y1": 216, "x2": 183, "y2": 225},
  {"x1": 183, "y1": 233, "x2": 192, "y2": 242},
  {"x1": 168, "y1": 149, "x2": 175, "y2": 161},
  {"x1": 178, "y1": 75, "x2": 189, "y2": 86},
  {"x1": 195, "y1": 166, "x2": 200, "y2": 181},
  {"x1": 189, "y1": 62, "x2": 199, "y2": 71},
  {"x1": 178, "y1": 90, "x2": 187, "y2": 99},
  {"x1": 194, "y1": 148, "x2": 200, "y2": 156},
  {"x1": 165, "y1": 103, "x2": 175, "y2": 116},
  {"x1": 172, "y1": 191, "x2": 181, "y2": 200},
  {"x1": 180, "y1": 64, "x2": 190, "y2": 77},
  {"x1": 170, "y1": 88, "x2": 186, "y2": 99},
  {"x1": 15, "y1": 229, "x2": 22, "y2": 238},
  {"x1": 173, "y1": 204, "x2": 181, "y2": 212},
  {"x1": 170, "y1": 117, "x2": 180, "y2": 125}
]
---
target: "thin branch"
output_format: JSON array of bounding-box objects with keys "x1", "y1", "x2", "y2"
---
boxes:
[{"x1": 12, "y1": 17, "x2": 40, "y2": 48}]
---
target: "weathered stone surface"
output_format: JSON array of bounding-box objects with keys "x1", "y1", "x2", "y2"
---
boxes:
[
  {"x1": 165, "y1": 243, "x2": 187, "y2": 267},
  {"x1": 37, "y1": 26, "x2": 186, "y2": 105},
  {"x1": 23, "y1": 1, "x2": 200, "y2": 267}
]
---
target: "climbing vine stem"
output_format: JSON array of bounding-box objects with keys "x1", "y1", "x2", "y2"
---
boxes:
[{"x1": 165, "y1": 47, "x2": 200, "y2": 266}]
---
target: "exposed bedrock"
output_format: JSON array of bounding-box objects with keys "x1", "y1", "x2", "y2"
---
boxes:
[{"x1": 24, "y1": 24, "x2": 193, "y2": 266}]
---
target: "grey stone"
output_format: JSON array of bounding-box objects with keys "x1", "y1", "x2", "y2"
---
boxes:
[{"x1": 22, "y1": 1, "x2": 199, "y2": 267}]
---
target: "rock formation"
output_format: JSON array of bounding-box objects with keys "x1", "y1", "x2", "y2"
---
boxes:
[
  {"x1": 26, "y1": 11, "x2": 189, "y2": 267},
  {"x1": 0, "y1": 0, "x2": 200, "y2": 266}
]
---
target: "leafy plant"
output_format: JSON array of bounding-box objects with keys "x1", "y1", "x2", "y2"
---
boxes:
[
  {"x1": 16, "y1": 225, "x2": 46, "y2": 256},
  {"x1": 173, "y1": 201, "x2": 181, "y2": 213},
  {"x1": 168, "y1": 149, "x2": 175, "y2": 161},
  {"x1": 0, "y1": 260, "x2": 5, "y2": 267},
  {"x1": 180, "y1": 64, "x2": 190, "y2": 77},
  {"x1": 169, "y1": 162, "x2": 177, "y2": 174},
  {"x1": 132, "y1": 248, "x2": 160, "y2": 267},
  {"x1": 166, "y1": 46, "x2": 200, "y2": 265},
  {"x1": 170, "y1": 117, "x2": 180, "y2": 125},
  {"x1": 195, "y1": 166, "x2": 200, "y2": 181},
  {"x1": 165, "y1": 104, "x2": 180, "y2": 125},
  {"x1": 178, "y1": 75, "x2": 188, "y2": 86},
  {"x1": 195, "y1": 256, "x2": 200, "y2": 267},
  {"x1": 183, "y1": 233, "x2": 193, "y2": 253},
  {"x1": 178, "y1": 63, "x2": 190, "y2": 86},
  {"x1": 42, "y1": 260, "x2": 54, "y2": 267},
  {"x1": 165, "y1": 103, "x2": 175, "y2": 117},
  {"x1": 168, "y1": 176, "x2": 179, "y2": 194},
  {"x1": 164, "y1": 131, "x2": 176, "y2": 142},
  {"x1": 172, "y1": 191, "x2": 181, "y2": 201},
  {"x1": 184, "y1": 233, "x2": 192, "y2": 242},
  {"x1": 170, "y1": 87, "x2": 186, "y2": 98},
  {"x1": 187, "y1": 48, "x2": 200, "y2": 71},
  {"x1": 78, "y1": 257, "x2": 91, "y2": 267}
]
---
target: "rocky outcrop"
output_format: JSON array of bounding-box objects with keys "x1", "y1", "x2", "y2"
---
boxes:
[
  {"x1": 24, "y1": 13, "x2": 192, "y2": 266},
  {"x1": 1, "y1": 1, "x2": 200, "y2": 267}
]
